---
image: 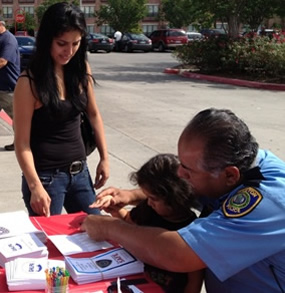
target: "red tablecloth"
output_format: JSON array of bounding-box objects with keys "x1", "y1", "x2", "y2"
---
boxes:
[{"x1": 0, "y1": 212, "x2": 164, "y2": 293}]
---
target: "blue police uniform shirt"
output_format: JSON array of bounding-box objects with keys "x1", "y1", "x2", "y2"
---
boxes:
[
  {"x1": 0, "y1": 30, "x2": 20, "y2": 91},
  {"x1": 178, "y1": 149, "x2": 285, "y2": 293}
]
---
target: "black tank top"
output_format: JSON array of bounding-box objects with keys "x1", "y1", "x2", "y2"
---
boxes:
[{"x1": 31, "y1": 99, "x2": 86, "y2": 170}]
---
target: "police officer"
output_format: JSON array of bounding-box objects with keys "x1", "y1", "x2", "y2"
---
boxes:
[{"x1": 81, "y1": 108, "x2": 285, "y2": 293}]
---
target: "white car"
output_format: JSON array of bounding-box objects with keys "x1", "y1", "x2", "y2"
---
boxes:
[{"x1": 186, "y1": 32, "x2": 203, "y2": 42}]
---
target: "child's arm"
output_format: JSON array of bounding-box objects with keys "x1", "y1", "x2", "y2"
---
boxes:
[
  {"x1": 90, "y1": 195, "x2": 116, "y2": 210},
  {"x1": 90, "y1": 195, "x2": 135, "y2": 224},
  {"x1": 107, "y1": 206, "x2": 135, "y2": 225},
  {"x1": 184, "y1": 270, "x2": 204, "y2": 293}
]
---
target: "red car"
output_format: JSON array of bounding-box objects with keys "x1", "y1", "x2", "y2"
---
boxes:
[{"x1": 149, "y1": 29, "x2": 188, "y2": 52}]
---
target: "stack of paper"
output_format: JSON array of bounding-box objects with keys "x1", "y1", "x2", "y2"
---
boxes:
[
  {"x1": 5, "y1": 258, "x2": 65, "y2": 291},
  {"x1": 48, "y1": 232, "x2": 113, "y2": 256},
  {"x1": 0, "y1": 233, "x2": 48, "y2": 268},
  {"x1": 65, "y1": 247, "x2": 144, "y2": 284},
  {"x1": 0, "y1": 210, "x2": 46, "y2": 243}
]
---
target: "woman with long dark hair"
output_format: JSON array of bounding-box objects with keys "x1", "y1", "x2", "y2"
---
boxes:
[{"x1": 13, "y1": 2, "x2": 109, "y2": 217}]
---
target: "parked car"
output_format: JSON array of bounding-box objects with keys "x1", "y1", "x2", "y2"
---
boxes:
[
  {"x1": 86, "y1": 33, "x2": 114, "y2": 53},
  {"x1": 258, "y1": 29, "x2": 276, "y2": 38},
  {"x1": 15, "y1": 36, "x2": 36, "y2": 71},
  {"x1": 117, "y1": 33, "x2": 152, "y2": 52},
  {"x1": 200, "y1": 28, "x2": 227, "y2": 38},
  {"x1": 186, "y1": 32, "x2": 203, "y2": 42},
  {"x1": 149, "y1": 29, "x2": 188, "y2": 52},
  {"x1": 15, "y1": 31, "x2": 29, "y2": 36}
]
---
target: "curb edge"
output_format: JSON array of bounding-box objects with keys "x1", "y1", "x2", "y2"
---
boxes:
[{"x1": 164, "y1": 68, "x2": 285, "y2": 91}]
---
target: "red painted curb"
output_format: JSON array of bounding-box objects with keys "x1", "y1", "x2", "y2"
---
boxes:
[
  {"x1": 0, "y1": 109, "x2": 13, "y2": 126},
  {"x1": 163, "y1": 68, "x2": 180, "y2": 74},
  {"x1": 164, "y1": 68, "x2": 285, "y2": 91}
]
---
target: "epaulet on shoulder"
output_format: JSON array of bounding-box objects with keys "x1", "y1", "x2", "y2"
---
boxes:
[{"x1": 222, "y1": 187, "x2": 263, "y2": 218}]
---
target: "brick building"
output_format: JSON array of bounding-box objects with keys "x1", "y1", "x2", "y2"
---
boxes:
[
  {"x1": 0, "y1": 0, "x2": 168, "y2": 35},
  {"x1": 1, "y1": 0, "x2": 282, "y2": 35}
]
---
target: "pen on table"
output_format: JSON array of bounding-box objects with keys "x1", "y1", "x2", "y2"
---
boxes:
[{"x1": 117, "y1": 277, "x2": 122, "y2": 293}]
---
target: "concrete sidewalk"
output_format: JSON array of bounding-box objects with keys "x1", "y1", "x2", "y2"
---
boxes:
[
  {"x1": 1, "y1": 66, "x2": 285, "y2": 212},
  {"x1": 0, "y1": 115, "x2": 23, "y2": 213},
  {"x1": 0, "y1": 113, "x2": 152, "y2": 213}
]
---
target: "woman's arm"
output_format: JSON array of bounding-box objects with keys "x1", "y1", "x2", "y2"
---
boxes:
[
  {"x1": 13, "y1": 75, "x2": 51, "y2": 216},
  {"x1": 85, "y1": 62, "x2": 109, "y2": 189}
]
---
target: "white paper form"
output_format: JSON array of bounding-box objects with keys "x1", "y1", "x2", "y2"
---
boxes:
[
  {"x1": 0, "y1": 210, "x2": 44, "y2": 240},
  {"x1": 48, "y1": 232, "x2": 113, "y2": 255}
]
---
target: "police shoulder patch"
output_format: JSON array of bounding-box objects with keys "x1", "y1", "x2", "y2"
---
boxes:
[{"x1": 222, "y1": 187, "x2": 263, "y2": 218}]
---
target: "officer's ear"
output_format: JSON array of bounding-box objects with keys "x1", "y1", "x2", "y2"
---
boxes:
[{"x1": 224, "y1": 166, "x2": 241, "y2": 186}]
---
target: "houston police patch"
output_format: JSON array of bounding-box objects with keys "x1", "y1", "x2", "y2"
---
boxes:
[{"x1": 223, "y1": 187, "x2": 263, "y2": 218}]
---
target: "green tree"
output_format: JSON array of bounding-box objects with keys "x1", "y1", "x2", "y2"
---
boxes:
[
  {"x1": 195, "y1": 0, "x2": 247, "y2": 37},
  {"x1": 275, "y1": 0, "x2": 285, "y2": 30},
  {"x1": 95, "y1": 0, "x2": 147, "y2": 33},
  {"x1": 9, "y1": 13, "x2": 36, "y2": 35},
  {"x1": 23, "y1": 13, "x2": 36, "y2": 34},
  {"x1": 240, "y1": 0, "x2": 282, "y2": 32},
  {"x1": 160, "y1": 0, "x2": 203, "y2": 28},
  {"x1": 193, "y1": 0, "x2": 283, "y2": 37}
]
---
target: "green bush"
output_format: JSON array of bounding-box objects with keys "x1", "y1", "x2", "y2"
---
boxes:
[{"x1": 173, "y1": 35, "x2": 285, "y2": 78}]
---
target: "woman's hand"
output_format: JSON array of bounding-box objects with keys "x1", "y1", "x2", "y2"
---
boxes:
[
  {"x1": 94, "y1": 158, "x2": 109, "y2": 189},
  {"x1": 30, "y1": 186, "x2": 51, "y2": 217}
]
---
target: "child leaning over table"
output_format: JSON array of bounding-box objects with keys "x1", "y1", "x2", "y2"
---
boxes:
[{"x1": 91, "y1": 153, "x2": 204, "y2": 293}]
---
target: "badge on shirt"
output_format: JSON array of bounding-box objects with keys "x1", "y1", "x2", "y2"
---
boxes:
[{"x1": 222, "y1": 187, "x2": 263, "y2": 218}]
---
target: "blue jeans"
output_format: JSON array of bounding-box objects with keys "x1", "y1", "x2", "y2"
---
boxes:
[{"x1": 22, "y1": 161, "x2": 101, "y2": 216}]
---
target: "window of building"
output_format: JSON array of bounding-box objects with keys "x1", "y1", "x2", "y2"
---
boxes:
[
  {"x1": 2, "y1": 6, "x2": 13, "y2": 18},
  {"x1": 100, "y1": 24, "x2": 114, "y2": 38},
  {"x1": 146, "y1": 5, "x2": 159, "y2": 17},
  {"x1": 142, "y1": 24, "x2": 157, "y2": 36},
  {"x1": 18, "y1": 0, "x2": 34, "y2": 3},
  {"x1": 87, "y1": 25, "x2": 94, "y2": 33},
  {"x1": 20, "y1": 6, "x2": 34, "y2": 17},
  {"x1": 81, "y1": 6, "x2": 95, "y2": 18}
]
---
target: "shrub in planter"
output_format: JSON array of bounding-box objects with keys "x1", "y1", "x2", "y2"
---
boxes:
[
  {"x1": 174, "y1": 35, "x2": 232, "y2": 73},
  {"x1": 173, "y1": 35, "x2": 285, "y2": 79}
]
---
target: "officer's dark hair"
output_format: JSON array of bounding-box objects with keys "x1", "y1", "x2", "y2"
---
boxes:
[
  {"x1": 129, "y1": 154, "x2": 199, "y2": 215},
  {"x1": 180, "y1": 108, "x2": 259, "y2": 174}
]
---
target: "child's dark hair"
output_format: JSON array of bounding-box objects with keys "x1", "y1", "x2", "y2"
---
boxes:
[{"x1": 129, "y1": 154, "x2": 198, "y2": 215}]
